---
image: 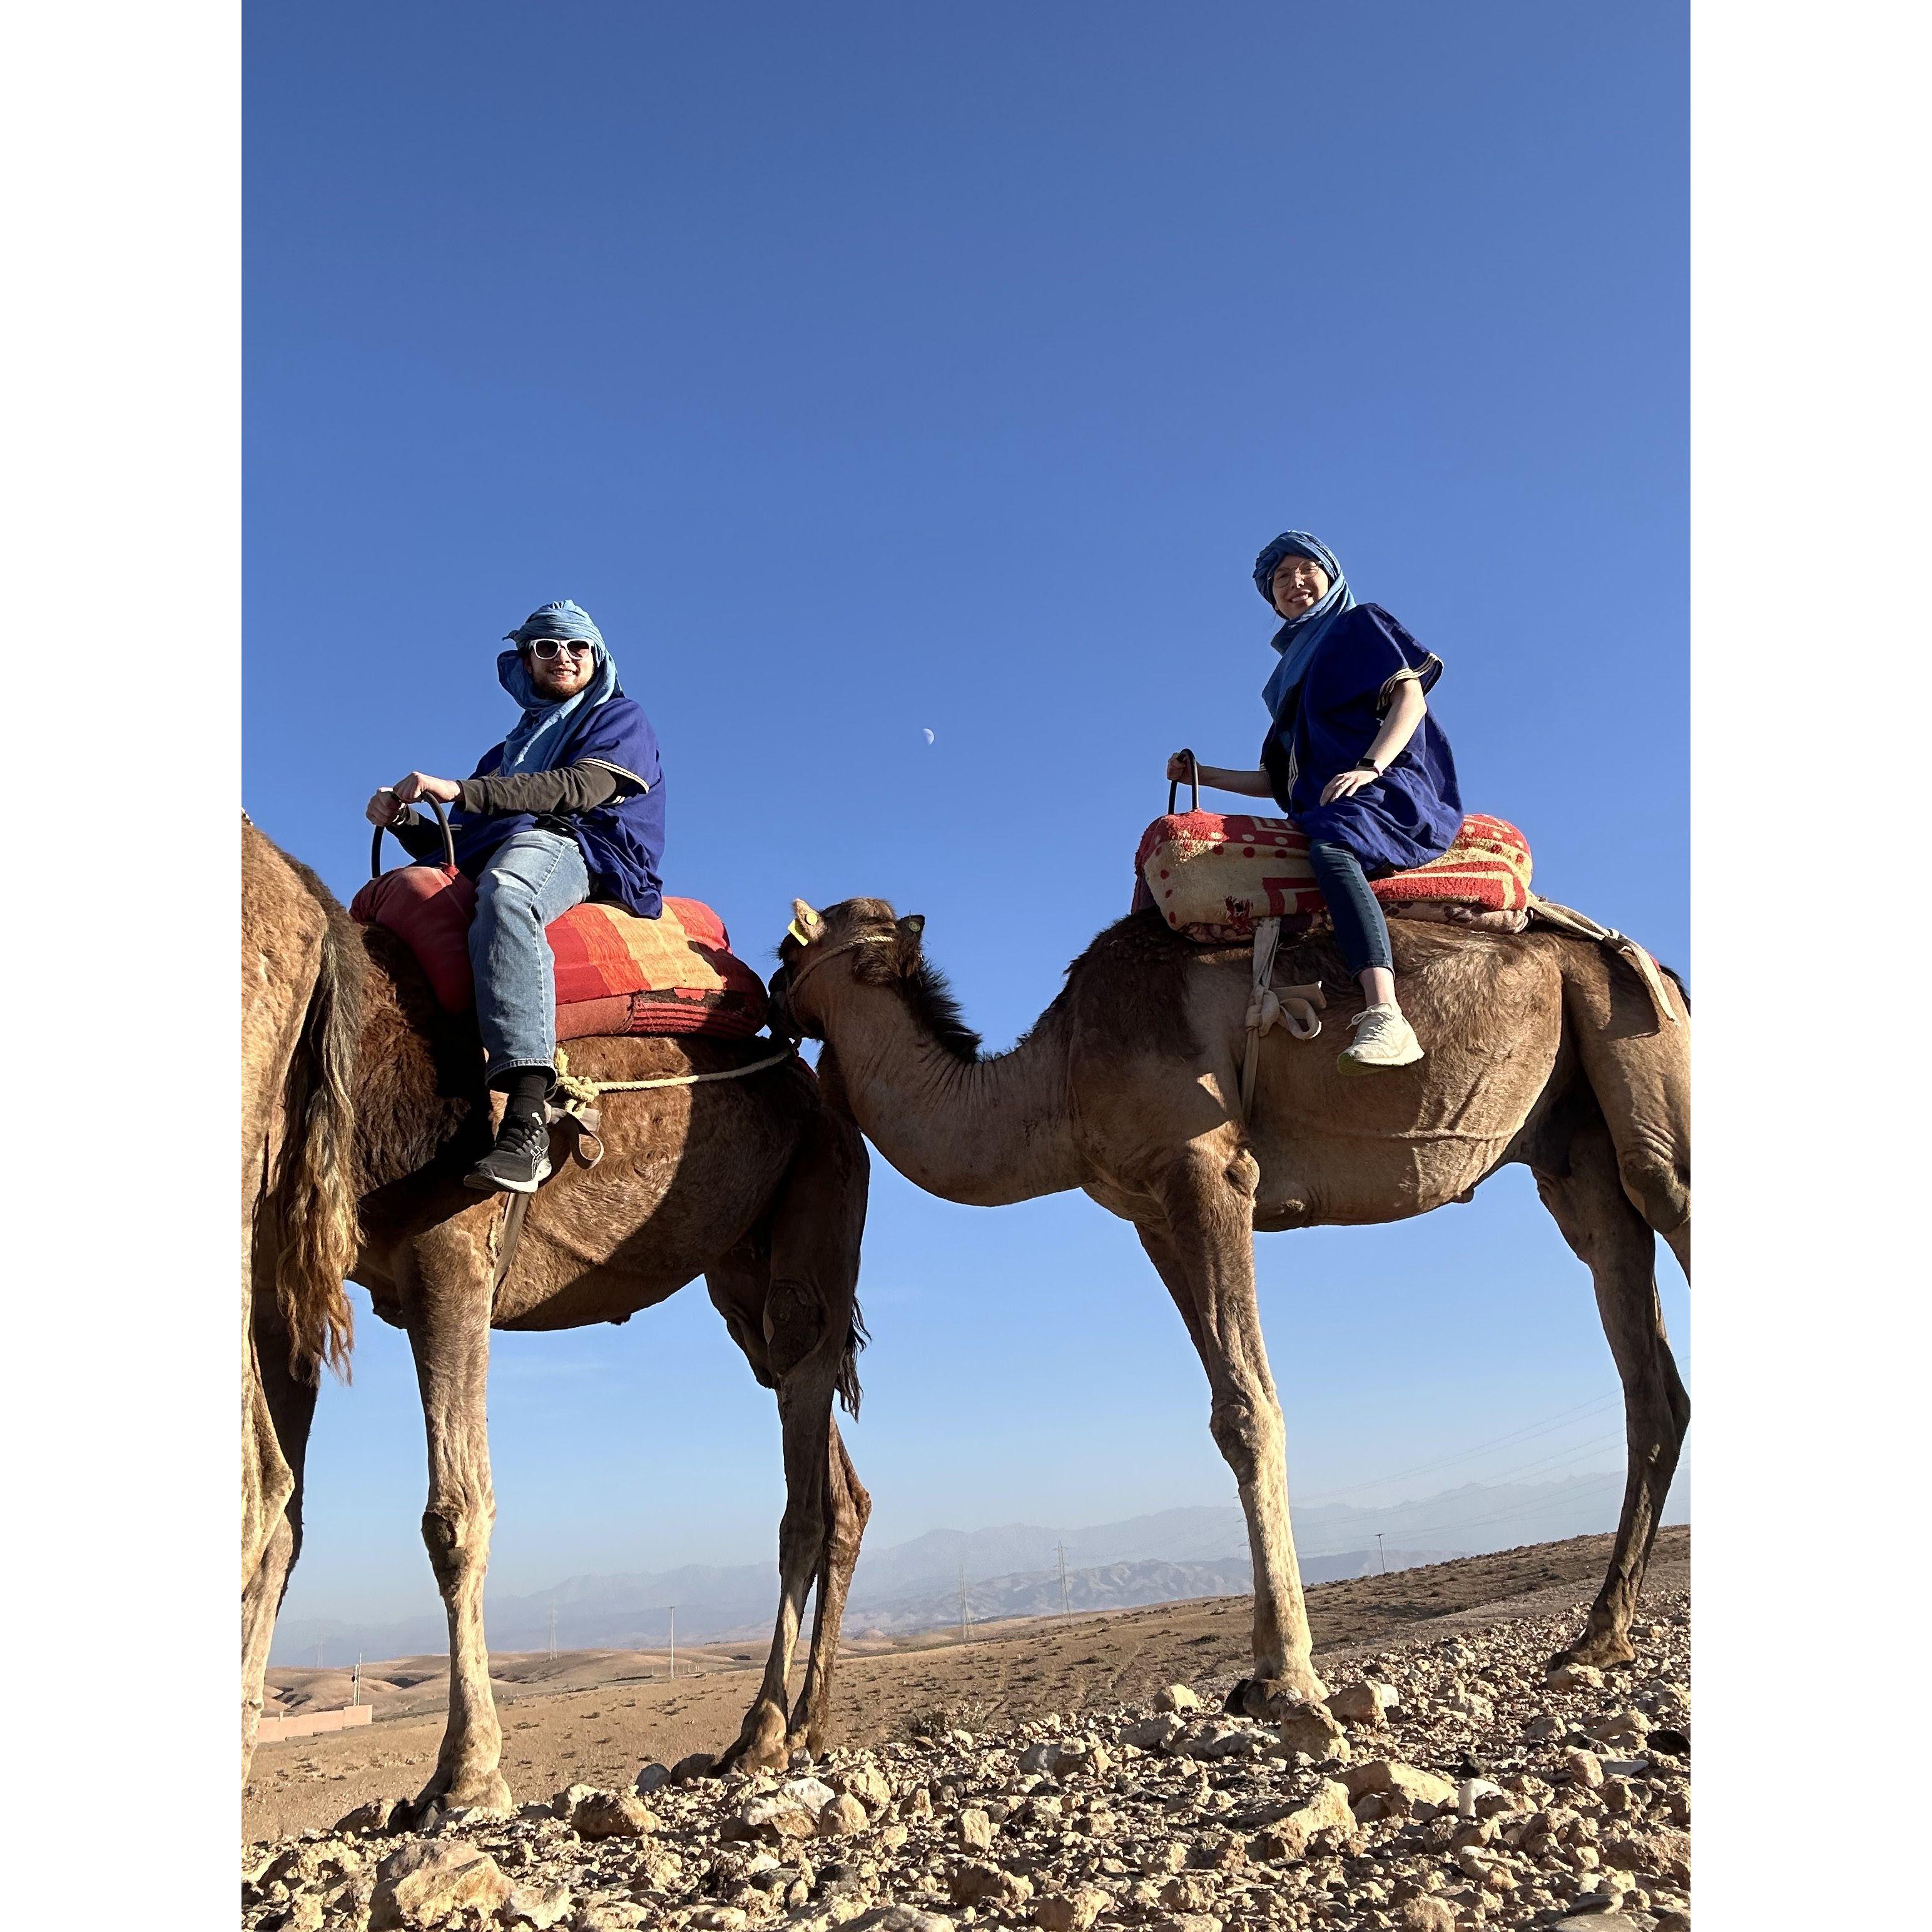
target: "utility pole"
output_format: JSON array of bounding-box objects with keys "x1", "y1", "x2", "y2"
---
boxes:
[
  {"x1": 315, "y1": 1637, "x2": 325, "y2": 1670},
  {"x1": 547, "y1": 1604, "x2": 558, "y2": 1662},
  {"x1": 1376, "y1": 1533, "x2": 1386, "y2": 1574},
  {"x1": 352, "y1": 1653, "x2": 362, "y2": 1707},
  {"x1": 1055, "y1": 1542, "x2": 1072, "y2": 1617},
  {"x1": 957, "y1": 1567, "x2": 971, "y2": 1644},
  {"x1": 668, "y1": 1605, "x2": 676, "y2": 1681}
]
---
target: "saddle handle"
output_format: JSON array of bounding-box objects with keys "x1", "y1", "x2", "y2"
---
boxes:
[
  {"x1": 370, "y1": 794, "x2": 457, "y2": 878},
  {"x1": 1167, "y1": 748, "x2": 1201, "y2": 816}
]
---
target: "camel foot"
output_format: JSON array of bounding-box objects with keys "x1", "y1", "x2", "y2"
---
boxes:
[
  {"x1": 1550, "y1": 1627, "x2": 1637, "y2": 1672},
  {"x1": 404, "y1": 1766, "x2": 512, "y2": 1824},
  {"x1": 1226, "y1": 1667, "x2": 1329, "y2": 1718},
  {"x1": 714, "y1": 1697, "x2": 791, "y2": 1774}
]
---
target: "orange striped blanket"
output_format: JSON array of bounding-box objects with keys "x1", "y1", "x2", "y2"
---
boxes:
[{"x1": 1134, "y1": 811, "x2": 1532, "y2": 943}]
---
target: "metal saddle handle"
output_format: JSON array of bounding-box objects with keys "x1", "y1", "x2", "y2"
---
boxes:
[
  {"x1": 370, "y1": 793, "x2": 457, "y2": 878},
  {"x1": 1167, "y1": 748, "x2": 1201, "y2": 815}
]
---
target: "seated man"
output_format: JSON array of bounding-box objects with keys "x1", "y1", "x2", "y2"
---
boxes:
[{"x1": 366, "y1": 599, "x2": 664, "y2": 1193}]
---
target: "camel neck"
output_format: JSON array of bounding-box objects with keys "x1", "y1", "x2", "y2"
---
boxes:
[{"x1": 815, "y1": 979, "x2": 1080, "y2": 1207}]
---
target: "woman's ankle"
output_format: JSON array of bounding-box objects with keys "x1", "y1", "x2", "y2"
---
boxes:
[{"x1": 1358, "y1": 967, "x2": 1399, "y2": 1010}]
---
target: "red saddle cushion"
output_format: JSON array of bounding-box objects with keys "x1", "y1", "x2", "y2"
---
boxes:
[
  {"x1": 1132, "y1": 811, "x2": 1533, "y2": 943},
  {"x1": 349, "y1": 865, "x2": 770, "y2": 1040}
]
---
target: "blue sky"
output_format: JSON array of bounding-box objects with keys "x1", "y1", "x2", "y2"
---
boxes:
[{"x1": 245, "y1": 3, "x2": 1687, "y2": 1624}]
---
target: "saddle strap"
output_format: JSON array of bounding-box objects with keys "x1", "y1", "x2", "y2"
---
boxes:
[
  {"x1": 1239, "y1": 917, "x2": 1327, "y2": 1121},
  {"x1": 1527, "y1": 895, "x2": 1682, "y2": 1026}
]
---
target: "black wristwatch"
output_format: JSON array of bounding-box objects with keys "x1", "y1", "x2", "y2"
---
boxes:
[{"x1": 1351, "y1": 756, "x2": 1383, "y2": 775}]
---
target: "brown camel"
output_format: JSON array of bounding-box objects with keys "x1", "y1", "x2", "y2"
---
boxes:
[
  {"x1": 242, "y1": 819, "x2": 363, "y2": 1774},
  {"x1": 242, "y1": 823, "x2": 873, "y2": 1810},
  {"x1": 774, "y1": 897, "x2": 1689, "y2": 1703}
]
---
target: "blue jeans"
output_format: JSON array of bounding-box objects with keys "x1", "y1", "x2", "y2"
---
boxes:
[
  {"x1": 1306, "y1": 839, "x2": 1393, "y2": 977},
  {"x1": 469, "y1": 828, "x2": 591, "y2": 1087}
]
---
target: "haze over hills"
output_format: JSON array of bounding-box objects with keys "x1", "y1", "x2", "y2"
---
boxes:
[{"x1": 272, "y1": 1469, "x2": 1676, "y2": 1665}]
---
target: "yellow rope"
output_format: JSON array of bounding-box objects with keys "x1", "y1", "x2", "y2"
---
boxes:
[{"x1": 551, "y1": 1042, "x2": 798, "y2": 1106}]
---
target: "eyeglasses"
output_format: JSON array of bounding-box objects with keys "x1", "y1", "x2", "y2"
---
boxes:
[{"x1": 526, "y1": 638, "x2": 594, "y2": 661}]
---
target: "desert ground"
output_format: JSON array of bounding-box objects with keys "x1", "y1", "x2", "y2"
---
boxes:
[{"x1": 248, "y1": 1527, "x2": 1687, "y2": 1846}]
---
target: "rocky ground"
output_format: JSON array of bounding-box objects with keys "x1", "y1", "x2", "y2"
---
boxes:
[{"x1": 242, "y1": 1582, "x2": 1689, "y2": 1932}]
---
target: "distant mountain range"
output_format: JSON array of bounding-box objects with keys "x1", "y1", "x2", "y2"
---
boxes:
[{"x1": 273, "y1": 1469, "x2": 1674, "y2": 1665}]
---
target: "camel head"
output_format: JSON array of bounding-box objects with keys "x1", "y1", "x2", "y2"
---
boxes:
[{"x1": 771, "y1": 898, "x2": 979, "y2": 1059}]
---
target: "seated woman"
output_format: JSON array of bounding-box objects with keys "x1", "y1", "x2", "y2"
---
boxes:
[{"x1": 1167, "y1": 530, "x2": 1462, "y2": 1073}]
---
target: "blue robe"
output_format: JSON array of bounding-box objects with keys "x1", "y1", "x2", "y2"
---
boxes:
[
  {"x1": 1258, "y1": 604, "x2": 1463, "y2": 875},
  {"x1": 449, "y1": 694, "x2": 666, "y2": 918}
]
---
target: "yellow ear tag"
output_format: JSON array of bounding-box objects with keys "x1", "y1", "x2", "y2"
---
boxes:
[{"x1": 786, "y1": 918, "x2": 812, "y2": 947}]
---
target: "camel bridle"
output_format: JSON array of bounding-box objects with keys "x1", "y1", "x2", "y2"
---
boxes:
[{"x1": 771, "y1": 931, "x2": 900, "y2": 1037}]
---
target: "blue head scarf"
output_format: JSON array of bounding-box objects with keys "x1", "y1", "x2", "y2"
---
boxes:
[
  {"x1": 1254, "y1": 531, "x2": 1356, "y2": 723},
  {"x1": 496, "y1": 599, "x2": 621, "y2": 775}
]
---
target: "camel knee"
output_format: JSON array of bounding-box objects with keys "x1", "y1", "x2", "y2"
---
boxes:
[
  {"x1": 1209, "y1": 1393, "x2": 1280, "y2": 1471},
  {"x1": 1615, "y1": 1143, "x2": 1689, "y2": 1238},
  {"x1": 422, "y1": 1495, "x2": 494, "y2": 1585},
  {"x1": 764, "y1": 1278, "x2": 830, "y2": 1379}
]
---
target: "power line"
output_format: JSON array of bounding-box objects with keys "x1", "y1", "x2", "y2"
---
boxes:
[
  {"x1": 1293, "y1": 1395, "x2": 1622, "y2": 1507},
  {"x1": 957, "y1": 1566, "x2": 972, "y2": 1644},
  {"x1": 1055, "y1": 1542, "x2": 1072, "y2": 1616}
]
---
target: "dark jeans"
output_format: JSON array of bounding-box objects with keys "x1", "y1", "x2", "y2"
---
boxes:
[{"x1": 1306, "y1": 839, "x2": 1393, "y2": 977}]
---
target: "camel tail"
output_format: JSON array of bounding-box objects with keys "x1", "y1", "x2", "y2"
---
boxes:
[
  {"x1": 835, "y1": 1298, "x2": 870, "y2": 1417},
  {"x1": 272, "y1": 910, "x2": 364, "y2": 1381}
]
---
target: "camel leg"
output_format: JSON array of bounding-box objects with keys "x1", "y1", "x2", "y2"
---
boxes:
[
  {"x1": 1138, "y1": 1147, "x2": 1324, "y2": 1701},
  {"x1": 404, "y1": 1225, "x2": 512, "y2": 1813},
  {"x1": 788, "y1": 1418, "x2": 872, "y2": 1755},
  {"x1": 1535, "y1": 1116, "x2": 1690, "y2": 1669},
  {"x1": 241, "y1": 1304, "x2": 318, "y2": 1783},
  {"x1": 710, "y1": 1110, "x2": 869, "y2": 1771}
]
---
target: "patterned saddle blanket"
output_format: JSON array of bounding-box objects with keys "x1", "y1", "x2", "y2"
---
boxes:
[
  {"x1": 1134, "y1": 811, "x2": 1533, "y2": 944},
  {"x1": 350, "y1": 863, "x2": 770, "y2": 1041}
]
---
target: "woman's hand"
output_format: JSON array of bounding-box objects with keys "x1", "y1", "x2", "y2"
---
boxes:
[
  {"x1": 1166, "y1": 750, "x2": 1199, "y2": 783},
  {"x1": 1320, "y1": 765, "x2": 1379, "y2": 805},
  {"x1": 392, "y1": 771, "x2": 462, "y2": 806},
  {"x1": 365, "y1": 788, "x2": 402, "y2": 827}
]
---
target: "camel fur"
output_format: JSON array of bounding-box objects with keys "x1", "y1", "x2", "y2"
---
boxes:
[{"x1": 775, "y1": 898, "x2": 1689, "y2": 1704}]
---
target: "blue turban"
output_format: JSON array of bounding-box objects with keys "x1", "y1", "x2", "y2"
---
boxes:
[
  {"x1": 1253, "y1": 532, "x2": 1357, "y2": 723},
  {"x1": 496, "y1": 599, "x2": 621, "y2": 775}
]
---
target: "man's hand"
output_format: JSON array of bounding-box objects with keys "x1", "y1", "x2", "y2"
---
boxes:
[
  {"x1": 365, "y1": 787, "x2": 403, "y2": 827},
  {"x1": 392, "y1": 771, "x2": 462, "y2": 806},
  {"x1": 1319, "y1": 766, "x2": 1378, "y2": 805}
]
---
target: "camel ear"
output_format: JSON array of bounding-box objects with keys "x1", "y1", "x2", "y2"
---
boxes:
[
  {"x1": 897, "y1": 913, "x2": 925, "y2": 943},
  {"x1": 788, "y1": 899, "x2": 825, "y2": 947}
]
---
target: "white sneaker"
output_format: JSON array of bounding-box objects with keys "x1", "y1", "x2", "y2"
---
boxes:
[{"x1": 1340, "y1": 1004, "x2": 1423, "y2": 1074}]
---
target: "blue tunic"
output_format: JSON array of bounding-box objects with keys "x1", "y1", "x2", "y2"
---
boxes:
[
  {"x1": 1258, "y1": 603, "x2": 1463, "y2": 875},
  {"x1": 449, "y1": 694, "x2": 666, "y2": 918}
]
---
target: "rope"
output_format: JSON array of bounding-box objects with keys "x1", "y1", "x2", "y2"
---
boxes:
[
  {"x1": 551, "y1": 1042, "x2": 799, "y2": 1104},
  {"x1": 1238, "y1": 917, "x2": 1326, "y2": 1121}
]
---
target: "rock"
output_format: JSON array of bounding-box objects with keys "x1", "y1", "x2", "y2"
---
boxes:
[
  {"x1": 335, "y1": 1797, "x2": 405, "y2": 1836},
  {"x1": 957, "y1": 1807, "x2": 995, "y2": 1851},
  {"x1": 848, "y1": 1910, "x2": 958, "y2": 1932},
  {"x1": 817, "y1": 1792, "x2": 870, "y2": 1837},
  {"x1": 1033, "y1": 1885, "x2": 1107, "y2": 1931},
  {"x1": 1292, "y1": 1778, "x2": 1355, "y2": 1838},
  {"x1": 949, "y1": 1861, "x2": 1034, "y2": 1908},
  {"x1": 633, "y1": 1847, "x2": 684, "y2": 1893},
  {"x1": 368, "y1": 1841, "x2": 513, "y2": 1930},
  {"x1": 1395, "y1": 1900, "x2": 1458, "y2": 1932},
  {"x1": 1457, "y1": 1777, "x2": 1503, "y2": 1819},
  {"x1": 501, "y1": 1881, "x2": 572, "y2": 1929},
  {"x1": 669, "y1": 1751, "x2": 719, "y2": 1784},
  {"x1": 284, "y1": 1895, "x2": 325, "y2": 1932},
  {"x1": 735, "y1": 1794, "x2": 821, "y2": 1842},
  {"x1": 834, "y1": 1764, "x2": 894, "y2": 1811},
  {"x1": 1327, "y1": 1680, "x2": 1398, "y2": 1726},
  {"x1": 1585, "y1": 1709, "x2": 1652, "y2": 1747},
  {"x1": 551, "y1": 1782, "x2": 597, "y2": 1819},
  {"x1": 1150, "y1": 1916, "x2": 1222, "y2": 1932},
  {"x1": 1548, "y1": 1662, "x2": 1605, "y2": 1692},
  {"x1": 633, "y1": 1762, "x2": 671, "y2": 1795},
  {"x1": 683, "y1": 1911, "x2": 748, "y2": 1932},
  {"x1": 1344, "y1": 1761, "x2": 1458, "y2": 1810},
  {"x1": 1562, "y1": 1748, "x2": 1605, "y2": 1789},
  {"x1": 570, "y1": 1791, "x2": 659, "y2": 1840},
  {"x1": 1648, "y1": 1726, "x2": 1690, "y2": 1758},
  {"x1": 1154, "y1": 1684, "x2": 1202, "y2": 1714},
  {"x1": 1653, "y1": 1914, "x2": 1692, "y2": 1932},
  {"x1": 1123, "y1": 1714, "x2": 1189, "y2": 1753},
  {"x1": 1159, "y1": 1875, "x2": 1213, "y2": 1913},
  {"x1": 1186, "y1": 1724, "x2": 1261, "y2": 1762},
  {"x1": 1275, "y1": 1703, "x2": 1350, "y2": 1764}
]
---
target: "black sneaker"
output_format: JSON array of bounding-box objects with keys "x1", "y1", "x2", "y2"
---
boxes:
[{"x1": 464, "y1": 1111, "x2": 554, "y2": 1194}]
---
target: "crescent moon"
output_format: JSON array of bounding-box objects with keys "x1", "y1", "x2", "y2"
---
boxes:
[{"x1": 922, "y1": 728, "x2": 935, "y2": 744}]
